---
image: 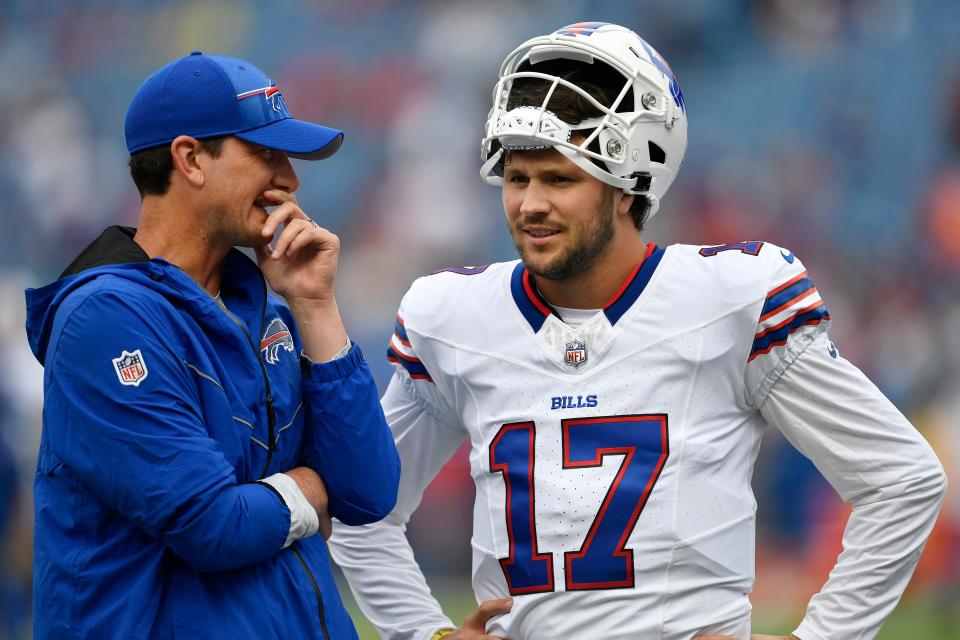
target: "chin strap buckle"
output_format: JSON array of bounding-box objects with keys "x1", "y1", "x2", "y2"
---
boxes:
[{"x1": 629, "y1": 171, "x2": 652, "y2": 194}]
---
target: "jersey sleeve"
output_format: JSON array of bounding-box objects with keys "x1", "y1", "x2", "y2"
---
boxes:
[
  {"x1": 743, "y1": 248, "x2": 831, "y2": 406},
  {"x1": 328, "y1": 287, "x2": 469, "y2": 639},
  {"x1": 328, "y1": 374, "x2": 465, "y2": 640},
  {"x1": 759, "y1": 332, "x2": 947, "y2": 640},
  {"x1": 384, "y1": 290, "x2": 459, "y2": 428}
]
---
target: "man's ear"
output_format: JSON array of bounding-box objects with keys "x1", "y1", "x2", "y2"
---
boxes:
[
  {"x1": 169, "y1": 135, "x2": 205, "y2": 188},
  {"x1": 616, "y1": 190, "x2": 635, "y2": 217}
]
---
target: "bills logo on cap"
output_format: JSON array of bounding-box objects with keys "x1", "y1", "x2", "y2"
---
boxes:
[
  {"x1": 260, "y1": 318, "x2": 295, "y2": 365},
  {"x1": 564, "y1": 339, "x2": 588, "y2": 369},
  {"x1": 237, "y1": 84, "x2": 287, "y2": 113},
  {"x1": 113, "y1": 349, "x2": 149, "y2": 387}
]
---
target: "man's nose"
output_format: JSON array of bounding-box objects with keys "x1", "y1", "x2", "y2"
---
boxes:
[
  {"x1": 272, "y1": 152, "x2": 300, "y2": 192},
  {"x1": 519, "y1": 181, "x2": 550, "y2": 216}
]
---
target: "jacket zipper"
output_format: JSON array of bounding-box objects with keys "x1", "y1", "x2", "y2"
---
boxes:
[
  {"x1": 290, "y1": 543, "x2": 331, "y2": 640},
  {"x1": 216, "y1": 305, "x2": 324, "y2": 637},
  {"x1": 215, "y1": 292, "x2": 277, "y2": 478},
  {"x1": 214, "y1": 280, "x2": 327, "y2": 638}
]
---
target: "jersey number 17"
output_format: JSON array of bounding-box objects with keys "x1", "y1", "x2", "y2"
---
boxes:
[{"x1": 489, "y1": 414, "x2": 669, "y2": 594}]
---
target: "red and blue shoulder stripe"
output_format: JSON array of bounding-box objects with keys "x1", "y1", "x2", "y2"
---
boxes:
[
  {"x1": 749, "y1": 271, "x2": 829, "y2": 361},
  {"x1": 386, "y1": 314, "x2": 434, "y2": 382}
]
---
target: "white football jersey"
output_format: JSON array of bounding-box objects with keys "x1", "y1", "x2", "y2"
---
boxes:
[{"x1": 331, "y1": 241, "x2": 945, "y2": 640}]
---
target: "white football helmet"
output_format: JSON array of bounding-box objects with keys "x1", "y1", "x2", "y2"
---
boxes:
[{"x1": 481, "y1": 22, "x2": 688, "y2": 219}]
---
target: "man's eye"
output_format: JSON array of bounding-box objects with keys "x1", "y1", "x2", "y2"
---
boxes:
[{"x1": 507, "y1": 175, "x2": 528, "y2": 184}]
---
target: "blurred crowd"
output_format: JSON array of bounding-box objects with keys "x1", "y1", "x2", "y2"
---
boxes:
[{"x1": 1, "y1": 0, "x2": 958, "y2": 637}]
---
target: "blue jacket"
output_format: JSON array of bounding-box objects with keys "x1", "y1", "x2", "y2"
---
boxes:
[{"x1": 25, "y1": 227, "x2": 400, "y2": 639}]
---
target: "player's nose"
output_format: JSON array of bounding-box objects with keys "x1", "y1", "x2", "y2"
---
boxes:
[
  {"x1": 518, "y1": 181, "x2": 550, "y2": 216},
  {"x1": 271, "y1": 151, "x2": 300, "y2": 193}
]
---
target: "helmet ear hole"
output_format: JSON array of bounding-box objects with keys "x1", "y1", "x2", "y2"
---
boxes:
[{"x1": 648, "y1": 141, "x2": 665, "y2": 164}]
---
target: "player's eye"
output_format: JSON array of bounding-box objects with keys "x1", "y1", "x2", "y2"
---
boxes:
[{"x1": 506, "y1": 174, "x2": 529, "y2": 184}]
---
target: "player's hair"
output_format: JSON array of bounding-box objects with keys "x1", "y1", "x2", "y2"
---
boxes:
[
  {"x1": 506, "y1": 59, "x2": 651, "y2": 230},
  {"x1": 128, "y1": 137, "x2": 227, "y2": 197}
]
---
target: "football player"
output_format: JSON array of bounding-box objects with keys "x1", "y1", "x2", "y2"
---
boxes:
[{"x1": 329, "y1": 22, "x2": 946, "y2": 640}]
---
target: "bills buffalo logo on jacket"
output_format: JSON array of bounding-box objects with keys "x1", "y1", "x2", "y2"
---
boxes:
[{"x1": 260, "y1": 318, "x2": 294, "y2": 364}]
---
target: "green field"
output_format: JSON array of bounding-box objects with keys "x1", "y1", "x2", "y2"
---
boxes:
[{"x1": 341, "y1": 578, "x2": 960, "y2": 639}]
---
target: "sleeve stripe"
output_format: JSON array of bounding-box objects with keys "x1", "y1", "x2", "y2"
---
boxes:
[
  {"x1": 386, "y1": 346, "x2": 434, "y2": 382},
  {"x1": 394, "y1": 314, "x2": 411, "y2": 345},
  {"x1": 766, "y1": 270, "x2": 808, "y2": 298},
  {"x1": 759, "y1": 285, "x2": 818, "y2": 322},
  {"x1": 749, "y1": 305, "x2": 830, "y2": 361},
  {"x1": 386, "y1": 341, "x2": 421, "y2": 364},
  {"x1": 389, "y1": 333, "x2": 418, "y2": 359},
  {"x1": 756, "y1": 299, "x2": 826, "y2": 341},
  {"x1": 760, "y1": 276, "x2": 814, "y2": 318}
]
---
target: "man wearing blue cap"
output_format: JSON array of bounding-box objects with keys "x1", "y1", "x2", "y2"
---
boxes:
[{"x1": 25, "y1": 52, "x2": 400, "y2": 639}]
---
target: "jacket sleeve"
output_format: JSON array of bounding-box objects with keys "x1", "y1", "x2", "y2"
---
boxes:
[
  {"x1": 760, "y1": 332, "x2": 947, "y2": 640},
  {"x1": 298, "y1": 342, "x2": 401, "y2": 525},
  {"x1": 328, "y1": 373, "x2": 464, "y2": 640},
  {"x1": 45, "y1": 284, "x2": 291, "y2": 572}
]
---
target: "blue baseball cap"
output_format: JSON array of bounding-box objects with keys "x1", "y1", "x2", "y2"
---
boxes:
[{"x1": 124, "y1": 51, "x2": 343, "y2": 160}]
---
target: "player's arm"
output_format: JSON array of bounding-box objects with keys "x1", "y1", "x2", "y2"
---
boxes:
[
  {"x1": 759, "y1": 333, "x2": 947, "y2": 640},
  {"x1": 328, "y1": 373, "x2": 466, "y2": 640},
  {"x1": 297, "y1": 340, "x2": 401, "y2": 525},
  {"x1": 258, "y1": 196, "x2": 401, "y2": 525},
  {"x1": 44, "y1": 288, "x2": 295, "y2": 571}
]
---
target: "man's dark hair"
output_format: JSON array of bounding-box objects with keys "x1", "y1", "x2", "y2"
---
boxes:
[
  {"x1": 128, "y1": 136, "x2": 227, "y2": 197},
  {"x1": 506, "y1": 59, "x2": 651, "y2": 230}
]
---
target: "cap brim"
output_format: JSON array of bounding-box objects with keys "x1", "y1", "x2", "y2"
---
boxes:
[{"x1": 235, "y1": 118, "x2": 344, "y2": 160}]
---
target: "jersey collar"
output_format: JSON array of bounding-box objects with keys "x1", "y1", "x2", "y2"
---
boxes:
[{"x1": 510, "y1": 243, "x2": 664, "y2": 332}]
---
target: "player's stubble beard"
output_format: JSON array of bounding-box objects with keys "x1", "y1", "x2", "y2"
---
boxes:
[
  {"x1": 203, "y1": 199, "x2": 268, "y2": 250},
  {"x1": 513, "y1": 187, "x2": 616, "y2": 282}
]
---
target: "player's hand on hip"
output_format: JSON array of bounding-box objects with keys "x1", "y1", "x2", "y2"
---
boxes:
[
  {"x1": 255, "y1": 189, "x2": 339, "y2": 305},
  {"x1": 445, "y1": 598, "x2": 512, "y2": 639},
  {"x1": 284, "y1": 466, "x2": 333, "y2": 539}
]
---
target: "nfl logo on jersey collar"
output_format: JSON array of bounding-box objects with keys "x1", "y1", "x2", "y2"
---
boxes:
[{"x1": 565, "y1": 340, "x2": 588, "y2": 368}]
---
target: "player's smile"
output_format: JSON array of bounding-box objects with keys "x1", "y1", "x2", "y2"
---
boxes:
[{"x1": 519, "y1": 223, "x2": 562, "y2": 246}]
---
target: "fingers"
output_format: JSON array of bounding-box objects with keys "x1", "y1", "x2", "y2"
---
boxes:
[
  {"x1": 260, "y1": 199, "x2": 309, "y2": 239},
  {"x1": 260, "y1": 188, "x2": 298, "y2": 207},
  {"x1": 269, "y1": 217, "x2": 312, "y2": 258},
  {"x1": 460, "y1": 598, "x2": 513, "y2": 631},
  {"x1": 268, "y1": 217, "x2": 339, "y2": 260},
  {"x1": 259, "y1": 198, "x2": 339, "y2": 260}
]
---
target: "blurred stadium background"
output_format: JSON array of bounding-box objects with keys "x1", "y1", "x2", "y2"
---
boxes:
[{"x1": 0, "y1": 0, "x2": 957, "y2": 638}]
